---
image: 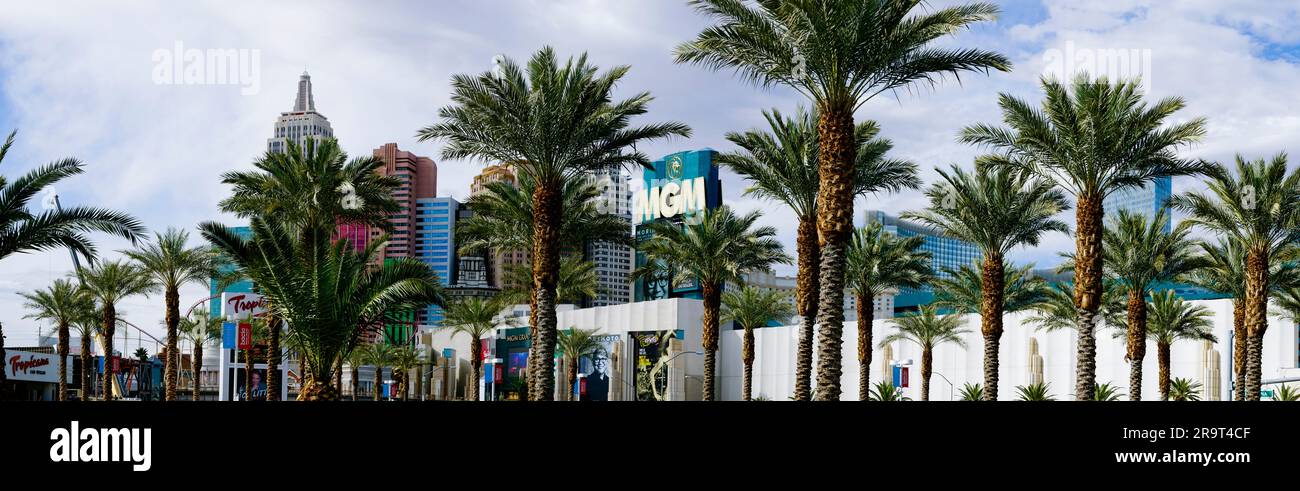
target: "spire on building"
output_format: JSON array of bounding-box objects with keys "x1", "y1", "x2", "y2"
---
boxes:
[{"x1": 293, "y1": 71, "x2": 315, "y2": 112}]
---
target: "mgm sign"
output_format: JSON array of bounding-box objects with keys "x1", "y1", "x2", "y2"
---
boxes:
[{"x1": 633, "y1": 150, "x2": 722, "y2": 301}]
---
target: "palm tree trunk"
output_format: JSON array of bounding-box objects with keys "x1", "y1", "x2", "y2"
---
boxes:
[
  {"x1": 701, "y1": 282, "x2": 722, "y2": 401},
  {"x1": 84, "y1": 335, "x2": 95, "y2": 401},
  {"x1": 191, "y1": 344, "x2": 202, "y2": 401},
  {"x1": 1232, "y1": 301, "x2": 1245, "y2": 400},
  {"x1": 57, "y1": 321, "x2": 69, "y2": 401},
  {"x1": 266, "y1": 316, "x2": 280, "y2": 401},
  {"x1": 1157, "y1": 342, "x2": 1171, "y2": 401},
  {"x1": 1244, "y1": 245, "x2": 1268, "y2": 401},
  {"x1": 980, "y1": 253, "x2": 1005, "y2": 401},
  {"x1": 856, "y1": 294, "x2": 871, "y2": 401},
  {"x1": 742, "y1": 327, "x2": 755, "y2": 401},
  {"x1": 813, "y1": 104, "x2": 855, "y2": 402},
  {"x1": 374, "y1": 364, "x2": 383, "y2": 401},
  {"x1": 794, "y1": 218, "x2": 820, "y2": 401},
  {"x1": 334, "y1": 357, "x2": 342, "y2": 396},
  {"x1": 298, "y1": 379, "x2": 338, "y2": 401},
  {"x1": 527, "y1": 180, "x2": 563, "y2": 401},
  {"x1": 921, "y1": 348, "x2": 933, "y2": 402},
  {"x1": 567, "y1": 357, "x2": 578, "y2": 401},
  {"x1": 1073, "y1": 193, "x2": 1104, "y2": 401},
  {"x1": 102, "y1": 304, "x2": 116, "y2": 401},
  {"x1": 1125, "y1": 290, "x2": 1148, "y2": 401},
  {"x1": 350, "y1": 365, "x2": 359, "y2": 401},
  {"x1": 469, "y1": 360, "x2": 482, "y2": 402},
  {"x1": 163, "y1": 288, "x2": 179, "y2": 401},
  {"x1": 243, "y1": 349, "x2": 253, "y2": 401}
]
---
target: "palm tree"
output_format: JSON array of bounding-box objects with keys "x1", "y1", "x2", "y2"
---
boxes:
[
  {"x1": 1272, "y1": 385, "x2": 1300, "y2": 401},
  {"x1": 79, "y1": 260, "x2": 156, "y2": 401},
  {"x1": 932, "y1": 261, "x2": 1053, "y2": 317},
  {"x1": 178, "y1": 308, "x2": 222, "y2": 401},
  {"x1": 1092, "y1": 382, "x2": 1123, "y2": 401},
  {"x1": 390, "y1": 345, "x2": 421, "y2": 401},
  {"x1": 440, "y1": 297, "x2": 504, "y2": 402},
  {"x1": 71, "y1": 306, "x2": 102, "y2": 400},
  {"x1": 556, "y1": 327, "x2": 601, "y2": 401},
  {"x1": 1015, "y1": 382, "x2": 1055, "y2": 401},
  {"x1": 1186, "y1": 238, "x2": 1299, "y2": 400},
  {"x1": 868, "y1": 382, "x2": 910, "y2": 402},
  {"x1": 1170, "y1": 154, "x2": 1300, "y2": 400},
  {"x1": 1168, "y1": 378, "x2": 1202, "y2": 401},
  {"x1": 635, "y1": 206, "x2": 788, "y2": 400},
  {"x1": 1141, "y1": 291, "x2": 1215, "y2": 401},
  {"x1": 958, "y1": 383, "x2": 983, "y2": 401},
  {"x1": 718, "y1": 106, "x2": 918, "y2": 400},
  {"x1": 457, "y1": 175, "x2": 633, "y2": 256},
  {"x1": 359, "y1": 343, "x2": 397, "y2": 401},
  {"x1": 878, "y1": 306, "x2": 968, "y2": 401},
  {"x1": 201, "y1": 219, "x2": 443, "y2": 401},
  {"x1": 677, "y1": 0, "x2": 1010, "y2": 402},
  {"x1": 1024, "y1": 281, "x2": 1127, "y2": 334},
  {"x1": 499, "y1": 256, "x2": 598, "y2": 306},
  {"x1": 343, "y1": 347, "x2": 368, "y2": 401},
  {"x1": 1098, "y1": 209, "x2": 1203, "y2": 400},
  {"x1": 20, "y1": 279, "x2": 93, "y2": 401},
  {"x1": 904, "y1": 165, "x2": 1068, "y2": 400},
  {"x1": 721, "y1": 286, "x2": 795, "y2": 401},
  {"x1": 844, "y1": 221, "x2": 930, "y2": 400},
  {"x1": 419, "y1": 48, "x2": 689, "y2": 399},
  {"x1": 0, "y1": 130, "x2": 146, "y2": 398},
  {"x1": 964, "y1": 74, "x2": 1208, "y2": 400},
  {"x1": 122, "y1": 228, "x2": 217, "y2": 401}
]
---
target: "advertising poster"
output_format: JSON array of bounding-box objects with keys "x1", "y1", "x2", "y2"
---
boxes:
[
  {"x1": 232, "y1": 367, "x2": 268, "y2": 401},
  {"x1": 578, "y1": 334, "x2": 620, "y2": 401},
  {"x1": 630, "y1": 330, "x2": 676, "y2": 401}
]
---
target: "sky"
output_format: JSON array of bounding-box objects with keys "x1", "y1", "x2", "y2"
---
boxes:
[{"x1": 2, "y1": 0, "x2": 1300, "y2": 348}]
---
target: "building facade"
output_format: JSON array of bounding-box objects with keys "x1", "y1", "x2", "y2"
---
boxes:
[
  {"x1": 864, "y1": 210, "x2": 981, "y2": 313},
  {"x1": 266, "y1": 71, "x2": 334, "y2": 154},
  {"x1": 369, "y1": 143, "x2": 437, "y2": 265},
  {"x1": 633, "y1": 149, "x2": 724, "y2": 301},
  {"x1": 470, "y1": 164, "x2": 529, "y2": 292},
  {"x1": 416, "y1": 197, "x2": 458, "y2": 324},
  {"x1": 1103, "y1": 176, "x2": 1172, "y2": 232},
  {"x1": 586, "y1": 165, "x2": 634, "y2": 306}
]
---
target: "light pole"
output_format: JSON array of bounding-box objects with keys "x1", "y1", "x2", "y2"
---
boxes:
[{"x1": 931, "y1": 370, "x2": 955, "y2": 401}]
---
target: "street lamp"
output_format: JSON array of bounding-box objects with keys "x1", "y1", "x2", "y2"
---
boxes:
[{"x1": 931, "y1": 370, "x2": 955, "y2": 401}]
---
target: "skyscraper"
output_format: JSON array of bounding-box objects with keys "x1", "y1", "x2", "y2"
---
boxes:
[
  {"x1": 1104, "y1": 177, "x2": 1172, "y2": 232},
  {"x1": 585, "y1": 165, "x2": 633, "y2": 306},
  {"x1": 267, "y1": 71, "x2": 334, "y2": 154},
  {"x1": 416, "y1": 197, "x2": 458, "y2": 324},
  {"x1": 864, "y1": 210, "x2": 982, "y2": 314},
  {"x1": 470, "y1": 164, "x2": 529, "y2": 292},
  {"x1": 368, "y1": 143, "x2": 437, "y2": 265}
]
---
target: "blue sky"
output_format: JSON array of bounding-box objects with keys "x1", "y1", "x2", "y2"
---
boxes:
[{"x1": 2, "y1": 0, "x2": 1300, "y2": 345}]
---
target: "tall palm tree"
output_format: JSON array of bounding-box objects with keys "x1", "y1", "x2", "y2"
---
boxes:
[
  {"x1": 963, "y1": 74, "x2": 1208, "y2": 400},
  {"x1": 879, "y1": 305, "x2": 968, "y2": 401},
  {"x1": 932, "y1": 261, "x2": 1053, "y2": 318},
  {"x1": 343, "y1": 347, "x2": 368, "y2": 401},
  {"x1": 635, "y1": 206, "x2": 789, "y2": 400},
  {"x1": 1097, "y1": 209, "x2": 1202, "y2": 400},
  {"x1": 677, "y1": 0, "x2": 1010, "y2": 401},
  {"x1": 418, "y1": 47, "x2": 689, "y2": 399},
  {"x1": 1170, "y1": 154, "x2": 1300, "y2": 400},
  {"x1": 456, "y1": 175, "x2": 633, "y2": 257},
  {"x1": 20, "y1": 279, "x2": 93, "y2": 401},
  {"x1": 390, "y1": 345, "x2": 421, "y2": 401},
  {"x1": 201, "y1": 219, "x2": 443, "y2": 401},
  {"x1": 1141, "y1": 291, "x2": 1215, "y2": 401},
  {"x1": 904, "y1": 166, "x2": 1067, "y2": 400},
  {"x1": 123, "y1": 228, "x2": 217, "y2": 401},
  {"x1": 844, "y1": 221, "x2": 930, "y2": 400},
  {"x1": 441, "y1": 297, "x2": 504, "y2": 402},
  {"x1": 718, "y1": 106, "x2": 918, "y2": 400},
  {"x1": 721, "y1": 286, "x2": 795, "y2": 401},
  {"x1": 556, "y1": 327, "x2": 601, "y2": 401},
  {"x1": 1185, "y1": 238, "x2": 1299, "y2": 400},
  {"x1": 79, "y1": 260, "x2": 156, "y2": 401},
  {"x1": 359, "y1": 343, "x2": 397, "y2": 401},
  {"x1": 178, "y1": 308, "x2": 222, "y2": 401},
  {"x1": 0, "y1": 130, "x2": 146, "y2": 398}
]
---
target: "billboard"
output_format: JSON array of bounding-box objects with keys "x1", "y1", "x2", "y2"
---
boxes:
[
  {"x1": 630, "y1": 330, "x2": 678, "y2": 401},
  {"x1": 577, "y1": 334, "x2": 620, "y2": 401},
  {"x1": 221, "y1": 291, "x2": 268, "y2": 320},
  {"x1": 5, "y1": 350, "x2": 71, "y2": 384},
  {"x1": 230, "y1": 367, "x2": 268, "y2": 401},
  {"x1": 634, "y1": 149, "x2": 722, "y2": 301}
]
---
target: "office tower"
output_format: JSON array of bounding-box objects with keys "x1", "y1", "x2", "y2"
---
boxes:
[
  {"x1": 470, "y1": 164, "x2": 529, "y2": 292},
  {"x1": 368, "y1": 143, "x2": 438, "y2": 265},
  {"x1": 1104, "y1": 176, "x2": 1172, "y2": 232},
  {"x1": 416, "y1": 197, "x2": 458, "y2": 324},
  {"x1": 585, "y1": 165, "x2": 633, "y2": 306},
  {"x1": 864, "y1": 210, "x2": 982, "y2": 314},
  {"x1": 267, "y1": 71, "x2": 334, "y2": 154}
]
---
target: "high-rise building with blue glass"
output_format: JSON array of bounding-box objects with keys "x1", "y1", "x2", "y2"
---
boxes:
[
  {"x1": 864, "y1": 210, "x2": 982, "y2": 312},
  {"x1": 1103, "y1": 176, "x2": 1171, "y2": 232},
  {"x1": 416, "y1": 197, "x2": 458, "y2": 325}
]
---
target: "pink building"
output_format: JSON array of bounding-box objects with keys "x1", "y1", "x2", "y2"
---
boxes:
[{"x1": 369, "y1": 143, "x2": 437, "y2": 264}]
